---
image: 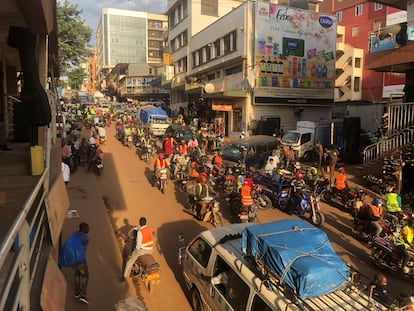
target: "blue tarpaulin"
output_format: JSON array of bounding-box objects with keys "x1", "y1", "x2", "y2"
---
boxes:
[{"x1": 241, "y1": 219, "x2": 349, "y2": 298}]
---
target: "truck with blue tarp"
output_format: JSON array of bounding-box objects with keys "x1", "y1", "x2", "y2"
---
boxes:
[
  {"x1": 138, "y1": 105, "x2": 169, "y2": 136},
  {"x1": 178, "y1": 219, "x2": 389, "y2": 311}
]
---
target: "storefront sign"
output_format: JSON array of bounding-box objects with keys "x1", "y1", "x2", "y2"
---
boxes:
[
  {"x1": 212, "y1": 103, "x2": 232, "y2": 111},
  {"x1": 254, "y1": 2, "x2": 336, "y2": 100}
]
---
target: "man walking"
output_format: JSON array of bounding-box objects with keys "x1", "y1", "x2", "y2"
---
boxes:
[
  {"x1": 73, "y1": 222, "x2": 90, "y2": 304},
  {"x1": 122, "y1": 217, "x2": 154, "y2": 280}
]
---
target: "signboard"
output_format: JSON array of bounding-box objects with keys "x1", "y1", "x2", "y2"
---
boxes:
[
  {"x1": 254, "y1": 2, "x2": 336, "y2": 100},
  {"x1": 370, "y1": 35, "x2": 396, "y2": 52},
  {"x1": 408, "y1": 26, "x2": 414, "y2": 41}
]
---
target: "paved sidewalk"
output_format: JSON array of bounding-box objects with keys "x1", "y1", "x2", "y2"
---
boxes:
[{"x1": 61, "y1": 169, "x2": 136, "y2": 310}]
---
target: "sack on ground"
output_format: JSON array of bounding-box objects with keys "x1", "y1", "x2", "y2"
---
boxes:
[{"x1": 58, "y1": 233, "x2": 85, "y2": 267}]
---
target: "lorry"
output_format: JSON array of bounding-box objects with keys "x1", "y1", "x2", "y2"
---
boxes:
[
  {"x1": 281, "y1": 120, "x2": 331, "y2": 161},
  {"x1": 178, "y1": 219, "x2": 391, "y2": 311},
  {"x1": 138, "y1": 105, "x2": 169, "y2": 136}
]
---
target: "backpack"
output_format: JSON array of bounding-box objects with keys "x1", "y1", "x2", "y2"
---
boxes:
[{"x1": 58, "y1": 233, "x2": 86, "y2": 267}]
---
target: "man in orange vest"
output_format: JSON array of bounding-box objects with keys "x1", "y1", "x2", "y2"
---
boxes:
[
  {"x1": 240, "y1": 180, "x2": 253, "y2": 206},
  {"x1": 334, "y1": 167, "x2": 348, "y2": 192},
  {"x1": 122, "y1": 217, "x2": 154, "y2": 280},
  {"x1": 362, "y1": 198, "x2": 384, "y2": 238}
]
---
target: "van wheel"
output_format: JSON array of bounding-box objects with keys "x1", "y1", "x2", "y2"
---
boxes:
[
  {"x1": 191, "y1": 288, "x2": 205, "y2": 311},
  {"x1": 303, "y1": 151, "x2": 313, "y2": 162}
]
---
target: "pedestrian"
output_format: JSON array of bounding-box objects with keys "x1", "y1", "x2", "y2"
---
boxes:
[
  {"x1": 61, "y1": 161, "x2": 70, "y2": 186},
  {"x1": 315, "y1": 140, "x2": 324, "y2": 172},
  {"x1": 326, "y1": 145, "x2": 339, "y2": 186},
  {"x1": 59, "y1": 222, "x2": 90, "y2": 304},
  {"x1": 122, "y1": 217, "x2": 154, "y2": 280}
]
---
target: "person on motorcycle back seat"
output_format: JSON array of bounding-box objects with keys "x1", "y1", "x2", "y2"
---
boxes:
[
  {"x1": 189, "y1": 158, "x2": 200, "y2": 179},
  {"x1": 179, "y1": 140, "x2": 188, "y2": 156},
  {"x1": 195, "y1": 174, "x2": 216, "y2": 220},
  {"x1": 396, "y1": 216, "x2": 414, "y2": 274},
  {"x1": 154, "y1": 153, "x2": 169, "y2": 178},
  {"x1": 385, "y1": 186, "x2": 402, "y2": 213},
  {"x1": 212, "y1": 151, "x2": 223, "y2": 174},
  {"x1": 290, "y1": 171, "x2": 306, "y2": 209},
  {"x1": 240, "y1": 180, "x2": 253, "y2": 206},
  {"x1": 334, "y1": 167, "x2": 348, "y2": 192},
  {"x1": 124, "y1": 124, "x2": 132, "y2": 143},
  {"x1": 306, "y1": 166, "x2": 318, "y2": 184},
  {"x1": 164, "y1": 135, "x2": 175, "y2": 157},
  {"x1": 361, "y1": 198, "x2": 384, "y2": 238}
]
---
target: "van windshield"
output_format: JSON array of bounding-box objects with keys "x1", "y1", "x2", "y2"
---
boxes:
[
  {"x1": 282, "y1": 132, "x2": 300, "y2": 144},
  {"x1": 222, "y1": 143, "x2": 247, "y2": 162},
  {"x1": 152, "y1": 116, "x2": 168, "y2": 124}
]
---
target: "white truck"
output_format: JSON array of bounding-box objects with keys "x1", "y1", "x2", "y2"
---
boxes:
[
  {"x1": 282, "y1": 120, "x2": 330, "y2": 161},
  {"x1": 178, "y1": 220, "x2": 391, "y2": 311},
  {"x1": 138, "y1": 105, "x2": 169, "y2": 136}
]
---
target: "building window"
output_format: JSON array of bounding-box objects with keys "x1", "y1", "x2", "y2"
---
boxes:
[
  {"x1": 214, "y1": 40, "x2": 221, "y2": 58},
  {"x1": 224, "y1": 34, "x2": 231, "y2": 53},
  {"x1": 354, "y1": 77, "x2": 360, "y2": 92},
  {"x1": 233, "y1": 108, "x2": 242, "y2": 132},
  {"x1": 354, "y1": 57, "x2": 361, "y2": 68},
  {"x1": 207, "y1": 73, "x2": 215, "y2": 80},
  {"x1": 355, "y1": 4, "x2": 363, "y2": 16},
  {"x1": 352, "y1": 26, "x2": 360, "y2": 37},
  {"x1": 201, "y1": 0, "x2": 218, "y2": 16},
  {"x1": 206, "y1": 45, "x2": 211, "y2": 62},
  {"x1": 373, "y1": 20, "x2": 381, "y2": 32},
  {"x1": 374, "y1": 3, "x2": 383, "y2": 11},
  {"x1": 336, "y1": 11, "x2": 342, "y2": 22},
  {"x1": 225, "y1": 65, "x2": 242, "y2": 76}
]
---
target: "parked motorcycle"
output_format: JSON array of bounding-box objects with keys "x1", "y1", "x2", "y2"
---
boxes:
[
  {"x1": 125, "y1": 229, "x2": 160, "y2": 293},
  {"x1": 362, "y1": 174, "x2": 393, "y2": 195},
  {"x1": 184, "y1": 196, "x2": 223, "y2": 227},
  {"x1": 370, "y1": 236, "x2": 414, "y2": 278},
  {"x1": 321, "y1": 186, "x2": 365, "y2": 212},
  {"x1": 289, "y1": 188, "x2": 325, "y2": 227}
]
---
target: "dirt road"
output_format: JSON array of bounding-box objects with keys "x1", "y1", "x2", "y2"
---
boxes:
[{"x1": 93, "y1": 126, "x2": 410, "y2": 310}]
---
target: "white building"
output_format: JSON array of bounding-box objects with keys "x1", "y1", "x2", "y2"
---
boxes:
[{"x1": 166, "y1": 0, "x2": 336, "y2": 138}]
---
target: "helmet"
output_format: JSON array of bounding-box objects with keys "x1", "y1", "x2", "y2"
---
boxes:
[
  {"x1": 374, "y1": 273, "x2": 387, "y2": 286},
  {"x1": 386, "y1": 186, "x2": 394, "y2": 193},
  {"x1": 309, "y1": 167, "x2": 317, "y2": 175},
  {"x1": 372, "y1": 198, "x2": 383, "y2": 207},
  {"x1": 296, "y1": 171, "x2": 304, "y2": 179},
  {"x1": 339, "y1": 167, "x2": 345, "y2": 173},
  {"x1": 158, "y1": 153, "x2": 164, "y2": 159}
]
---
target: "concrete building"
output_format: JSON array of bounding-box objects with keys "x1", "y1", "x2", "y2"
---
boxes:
[
  {"x1": 166, "y1": 0, "x2": 336, "y2": 138},
  {"x1": 96, "y1": 8, "x2": 168, "y2": 93}
]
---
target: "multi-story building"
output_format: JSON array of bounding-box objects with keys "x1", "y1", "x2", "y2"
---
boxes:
[
  {"x1": 95, "y1": 8, "x2": 167, "y2": 93},
  {"x1": 166, "y1": 0, "x2": 336, "y2": 138},
  {"x1": 320, "y1": 0, "x2": 406, "y2": 104}
]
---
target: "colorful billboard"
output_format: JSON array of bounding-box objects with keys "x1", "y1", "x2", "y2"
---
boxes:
[{"x1": 254, "y1": 2, "x2": 337, "y2": 100}]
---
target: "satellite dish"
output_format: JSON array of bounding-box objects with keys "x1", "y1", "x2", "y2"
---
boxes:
[{"x1": 204, "y1": 83, "x2": 215, "y2": 94}]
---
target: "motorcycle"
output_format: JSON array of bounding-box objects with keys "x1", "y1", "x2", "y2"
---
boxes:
[
  {"x1": 251, "y1": 184, "x2": 272, "y2": 210},
  {"x1": 141, "y1": 144, "x2": 154, "y2": 164},
  {"x1": 362, "y1": 175, "x2": 393, "y2": 195},
  {"x1": 125, "y1": 135, "x2": 133, "y2": 148},
  {"x1": 125, "y1": 230, "x2": 160, "y2": 293},
  {"x1": 321, "y1": 186, "x2": 366, "y2": 212},
  {"x1": 370, "y1": 236, "x2": 414, "y2": 278},
  {"x1": 184, "y1": 196, "x2": 223, "y2": 227},
  {"x1": 289, "y1": 188, "x2": 325, "y2": 227},
  {"x1": 238, "y1": 202, "x2": 258, "y2": 223},
  {"x1": 155, "y1": 168, "x2": 169, "y2": 193},
  {"x1": 88, "y1": 144, "x2": 104, "y2": 176},
  {"x1": 352, "y1": 215, "x2": 395, "y2": 243}
]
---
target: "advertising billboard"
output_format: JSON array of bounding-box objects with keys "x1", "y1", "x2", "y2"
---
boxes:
[{"x1": 254, "y1": 2, "x2": 337, "y2": 101}]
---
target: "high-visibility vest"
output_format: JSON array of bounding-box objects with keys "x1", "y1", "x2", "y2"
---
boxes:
[
  {"x1": 385, "y1": 193, "x2": 402, "y2": 213},
  {"x1": 369, "y1": 204, "x2": 383, "y2": 218},
  {"x1": 139, "y1": 226, "x2": 154, "y2": 250},
  {"x1": 240, "y1": 185, "x2": 253, "y2": 206},
  {"x1": 335, "y1": 174, "x2": 346, "y2": 190},
  {"x1": 155, "y1": 159, "x2": 166, "y2": 169},
  {"x1": 396, "y1": 225, "x2": 413, "y2": 249}
]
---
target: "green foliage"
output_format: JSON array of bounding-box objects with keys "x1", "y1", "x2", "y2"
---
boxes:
[
  {"x1": 67, "y1": 67, "x2": 87, "y2": 89},
  {"x1": 57, "y1": 0, "x2": 93, "y2": 75}
]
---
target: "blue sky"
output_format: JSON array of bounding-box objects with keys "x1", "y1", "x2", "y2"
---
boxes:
[{"x1": 64, "y1": 0, "x2": 168, "y2": 42}]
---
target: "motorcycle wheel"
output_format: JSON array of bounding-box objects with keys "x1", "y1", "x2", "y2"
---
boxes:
[
  {"x1": 320, "y1": 190, "x2": 332, "y2": 203},
  {"x1": 278, "y1": 201, "x2": 288, "y2": 211},
  {"x1": 344, "y1": 199, "x2": 355, "y2": 212},
  {"x1": 212, "y1": 212, "x2": 223, "y2": 227},
  {"x1": 310, "y1": 212, "x2": 325, "y2": 227},
  {"x1": 146, "y1": 154, "x2": 150, "y2": 164},
  {"x1": 179, "y1": 183, "x2": 187, "y2": 193},
  {"x1": 256, "y1": 195, "x2": 272, "y2": 210}
]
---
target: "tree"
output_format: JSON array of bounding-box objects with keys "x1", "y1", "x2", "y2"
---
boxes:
[
  {"x1": 57, "y1": 0, "x2": 93, "y2": 75},
  {"x1": 67, "y1": 67, "x2": 87, "y2": 90}
]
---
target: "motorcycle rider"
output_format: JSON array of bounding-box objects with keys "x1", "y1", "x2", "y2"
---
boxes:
[
  {"x1": 334, "y1": 167, "x2": 349, "y2": 193},
  {"x1": 385, "y1": 186, "x2": 402, "y2": 213},
  {"x1": 289, "y1": 171, "x2": 306, "y2": 215},
  {"x1": 305, "y1": 166, "x2": 319, "y2": 186},
  {"x1": 212, "y1": 151, "x2": 224, "y2": 175},
  {"x1": 195, "y1": 174, "x2": 216, "y2": 220},
  {"x1": 188, "y1": 135, "x2": 199, "y2": 155},
  {"x1": 153, "y1": 153, "x2": 169, "y2": 184},
  {"x1": 240, "y1": 179, "x2": 253, "y2": 207},
  {"x1": 395, "y1": 216, "x2": 414, "y2": 274},
  {"x1": 124, "y1": 124, "x2": 132, "y2": 145},
  {"x1": 360, "y1": 198, "x2": 384, "y2": 238},
  {"x1": 179, "y1": 139, "x2": 188, "y2": 156},
  {"x1": 122, "y1": 217, "x2": 154, "y2": 280}
]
